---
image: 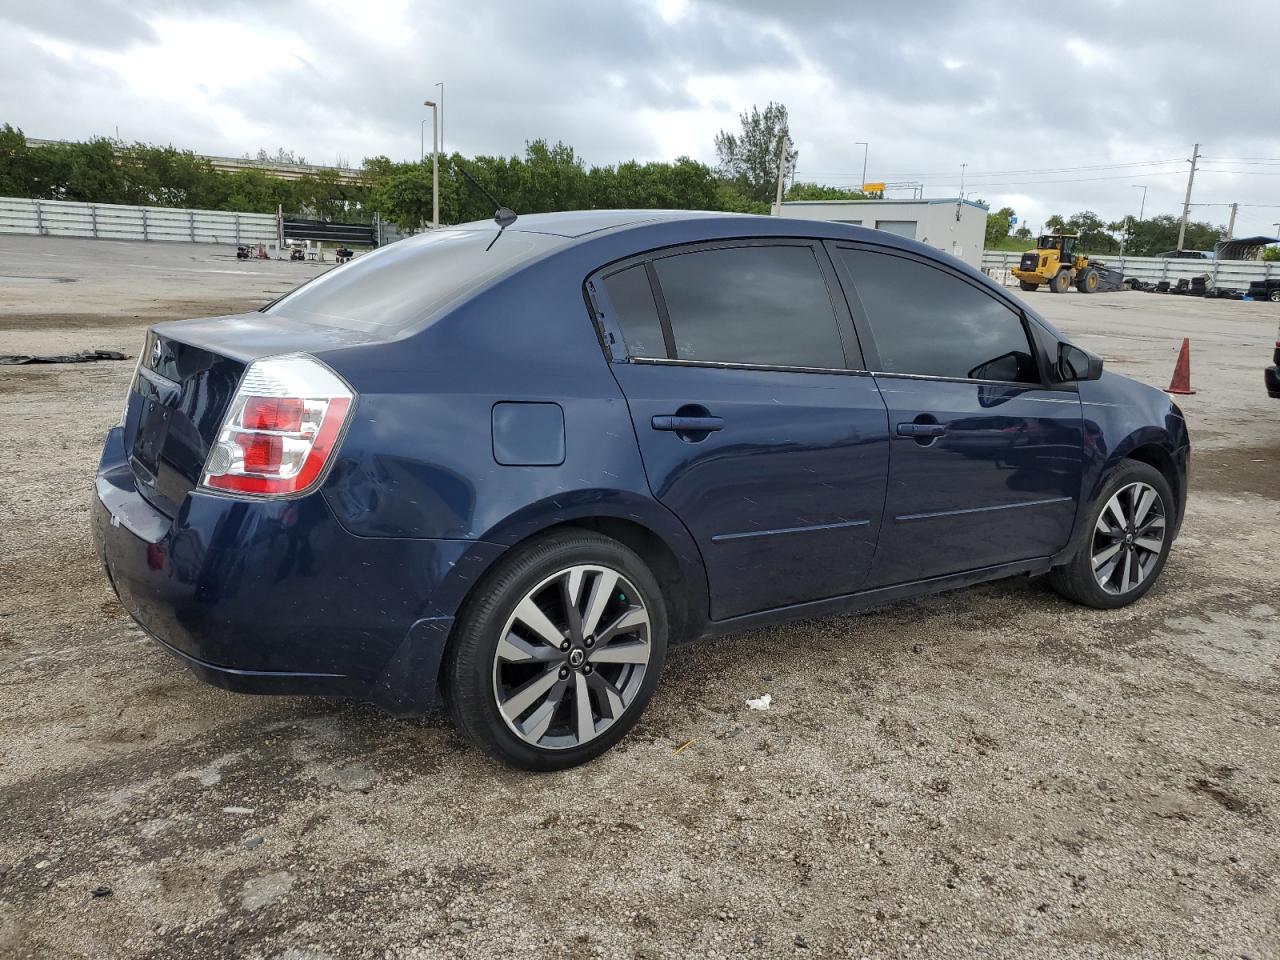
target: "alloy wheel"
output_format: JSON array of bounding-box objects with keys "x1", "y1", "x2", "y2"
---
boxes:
[
  {"x1": 492, "y1": 564, "x2": 652, "y2": 750},
  {"x1": 1091, "y1": 481, "x2": 1167, "y2": 595}
]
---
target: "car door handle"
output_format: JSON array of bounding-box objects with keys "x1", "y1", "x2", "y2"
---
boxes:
[
  {"x1": 652, "y1": 415, "x2": 724, "y2": 432},
  {"x1": 897, "y1": 422, "x2": 947, "y2": 438}
]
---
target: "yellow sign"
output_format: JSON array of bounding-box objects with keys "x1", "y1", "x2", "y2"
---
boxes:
[{"x1": 862, "y1": 182, "x2": 886, "y2": 193}]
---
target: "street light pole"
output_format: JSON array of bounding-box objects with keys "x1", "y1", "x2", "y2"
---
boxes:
[
  {"x1": 435, "y1": 82, "x2": 444, "y2": 156},
  {"x1": 1132, "y1": 184, "x2": 1147, "y2": 222},
  {"x1": 1125, "y1": 184, "x2": 1148, "y2": 258},
  {"x1": 856, "y1": 141, "x2": 868, "y2": 190},
  {"x1": 420, "y1": 119, "x2": 430, "y2": 162},
  {"x1": 423, "y1": 100, "x2": 439, "y2": 229}
]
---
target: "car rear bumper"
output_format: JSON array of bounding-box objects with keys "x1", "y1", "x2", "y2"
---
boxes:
[
  {"x1": 1266, "y1": 365, "x2": 1280, "y2": 398},
  {"x1": 91, "y1": 427, "x2": 504, "y2": 712}
]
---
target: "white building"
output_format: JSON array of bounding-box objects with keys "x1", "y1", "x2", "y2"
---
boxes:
[{"x1": 774, "y1": 198, "x2": 990, "y2": 268}]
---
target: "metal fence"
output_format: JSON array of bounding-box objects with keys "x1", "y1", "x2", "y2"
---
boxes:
[
  {"x1": 981, "y1": 250, "x2": 1276, "y2": 287},
  {"x1": 0, "y1": 196, "x2": 278, "y2": 245}
]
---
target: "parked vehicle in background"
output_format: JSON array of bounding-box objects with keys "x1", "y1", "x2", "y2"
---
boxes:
[
  {"x1": 1266, "y1": 318, "x2": 1280, "y2": 398},
  {"x1": 1248, "y1": 279, "x2": 1280, "y2": 303},
  {"x1": 91, "y1": 210, "x2": 1190, "y2": 770}
]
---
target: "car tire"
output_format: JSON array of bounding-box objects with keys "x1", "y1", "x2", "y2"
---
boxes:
[
  {"x1": 1269, "y1": 288, "x2": 1280, "y2": 303},
  {"x1": 443, "y1": 530, "x2": 668, "y2": 770},
  {"x1": 1047, "y1": 461, "x2": 1176, "y2": 610},
  {"x1": 1019, "y1": 280, "x2": 1038, "y2": 292},
  {"x1": 1050, "y1": 270, "x2": 1072, "y2": 293}
]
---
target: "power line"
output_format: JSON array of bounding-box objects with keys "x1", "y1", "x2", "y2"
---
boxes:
[
  {"x1": 796, "y1": 170, "x2": 1190, "y2": 189},
  {"x1": 796, "y1": 157, "x2": 1186, "y2": 181}
]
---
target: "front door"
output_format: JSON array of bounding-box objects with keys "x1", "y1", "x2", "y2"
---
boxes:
[
  {"x1": 829, "y1": 243, "x2": 1084, "y2": 587},
  {"x1": 590, "y1": 241, "x2": 891, "y2": 621}
]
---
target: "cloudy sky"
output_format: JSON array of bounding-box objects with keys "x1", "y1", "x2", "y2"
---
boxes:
[{"x1": 3, "y1": 0, "x2": 1279, "y2": 237}]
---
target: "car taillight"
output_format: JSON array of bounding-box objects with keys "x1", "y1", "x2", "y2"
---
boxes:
[{"x1": 200, "y1": 354, "x2": 354, "y2": 497}]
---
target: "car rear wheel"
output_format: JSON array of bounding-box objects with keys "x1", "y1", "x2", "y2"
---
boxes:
[
  {"x1": 1269, "y1": 288, "x2": 1280, "y2": 303},
  {"x1": 443, "y1": 531, "x2": 667, "y2": 770},
  {"x1": 1047, "y1": 461, "x2": 1174, "y2": 609}
]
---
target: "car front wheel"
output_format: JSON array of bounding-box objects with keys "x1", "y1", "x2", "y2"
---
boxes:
[
  {"x1": 443, "y1": 531, "x2": 668, "y2": 770},
  {"x1": 1047, "y1": 461, "x2": 1175, "y2": 609}
]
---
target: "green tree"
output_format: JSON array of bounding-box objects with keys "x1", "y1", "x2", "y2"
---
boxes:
[
  {"x1": 1119, "y1": 214, "x2": 1223, "y2": 257},
  {"x1": 984, "y1": 205, "x2": 1016, "y2": 246},
  {"x1": 714, "y1": 102, "x2": 797, "y2": 205},
  {"x1": 370, "y1": 163, "x2": 436, "y2": 228},
  {"x1": 785, "y1": 182, "x2": 865, "y2": 202},
  {"x1": 1263, "y1": 246, "x2": 1280, "y2": 262}
]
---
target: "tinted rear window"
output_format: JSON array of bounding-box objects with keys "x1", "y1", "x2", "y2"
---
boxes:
[
  {"x1": 653, "y1": 245, "x2": 846, "y2": 368},
  {"x1": 602, "y1": 265, "x2": 666, "y2": 359},
  {"x1": 267, "y1": 229, "x2": 560, "y2": 335}
]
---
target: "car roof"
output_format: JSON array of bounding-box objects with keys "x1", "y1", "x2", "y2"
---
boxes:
[{"x1": 456, "y1": 209, "x2": 743, "y2": 239}]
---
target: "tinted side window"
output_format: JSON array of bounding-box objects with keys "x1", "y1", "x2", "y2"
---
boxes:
[
  {"x1": 838, "y1": 249, "x2": 1038, "y2": 383},
  {"x1": 654, "y1": 245, "x2": 846, "y2": 369},
  {"x1": 602, "y1": 265, "x2": 666, "y2": 358}
]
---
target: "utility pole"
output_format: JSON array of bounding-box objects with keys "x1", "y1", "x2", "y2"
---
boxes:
[
  {"x1": 1176, "y1": 143, "x2": 1200, "y2": 252},
  {"x1": 856, "y1": 141, "x2": 868, "y2": 190},
  {"x1": 1225, "y1": 202, "x2": 1237, "y2": 239},
  {"x1": 773, "y1": 134, "x2": 791, "y2": 215}
]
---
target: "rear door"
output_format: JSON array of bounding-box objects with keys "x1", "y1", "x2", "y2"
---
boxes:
[
  {"x1": 590, "y1": 240, "x2": 891, "y2": 621},
  {"x1": 828, "y1": 243, "x2": 1084, "y2": 587}
]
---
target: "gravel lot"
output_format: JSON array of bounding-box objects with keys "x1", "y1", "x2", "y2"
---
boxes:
[{"x1": 1, "y1": 235, "x2": 1277, "y2": 960}]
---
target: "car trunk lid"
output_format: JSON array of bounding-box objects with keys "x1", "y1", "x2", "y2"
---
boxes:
[{"x1": 124, "y1": 312, "x2": 376, "y2": 516}]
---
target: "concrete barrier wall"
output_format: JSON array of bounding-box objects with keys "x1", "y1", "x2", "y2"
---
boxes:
[
  {"x1": 0, "y1": 196, "x2": 278, "y2": 245},
  {"x1": 981, "y1": 249, "x2": 1276, "y2": 287}
]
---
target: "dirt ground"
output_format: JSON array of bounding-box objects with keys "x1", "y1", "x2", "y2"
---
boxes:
[{"x1": 1, "y1": 235, "x2": 1277, "y2": 960}]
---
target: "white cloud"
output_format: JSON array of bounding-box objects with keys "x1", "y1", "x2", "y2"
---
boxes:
[{"x1": 1, "y1": 0, "x2": 1278, "y2": 236}]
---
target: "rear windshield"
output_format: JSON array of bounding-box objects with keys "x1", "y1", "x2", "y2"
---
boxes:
[{"x1": 266, "y1": 229, "x2": 561, "y2": 335}]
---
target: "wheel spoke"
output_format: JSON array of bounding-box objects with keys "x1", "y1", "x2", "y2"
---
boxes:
[
  {"x1": 573, "y1": 670, "x2": 594, "y2": 743},
  {"x1": 581, "y1": 570, "x2": 619, "y2": 639},
  {"x1": 512, "y1": 596, "x2": 565, "y2": 649},
  {"x1": 1133, "y1": 487, "x2": 1156, "y2": 527},
  {"x1": 500, "y1": 665, "x2": 561, "y2": 721},
  {"x1": 589, "y1": 640, "x2": 650, "y2": 665},
  {"x1": 1092, "y1": 542, "x2": 1123, "y2": 570},
  {"x1": 497, "y1": 632, "x2": 563, "y2": 663},
  {"x1": 560, "y1": 567, "x2": 585, "y2": 643},
  {"x1": 594, "y1": 606, "x2": 648, "y2": 646},
  {"x1": 1132, "y1": 553, "x2": 1150, "y2": 586},
  {"x1": 1096, "y1": 554, "x2": 1121, "y2": 588},
  {"x1": 1134, "y1": 535, "x2": 1164, "y2": 553},
  {"x1": 1105, "y1": 497, "x2": 1127, "y2": 533},
  {"x1": 588, "y1": 672, "x2": 627, "y2": 720},
  {"x1": 1138, "y1": 515, "x2": 1165, "y2": 537},
  {"x1": 520, "y1": 680, "x2": 567, "y2": 742},
  {"x1": 1120, "y1": 550, "x2": 1132, "y2": 591}
]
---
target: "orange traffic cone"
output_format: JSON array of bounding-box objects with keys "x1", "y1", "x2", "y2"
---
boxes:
[{"x1": 1165, "y1": 338, "x2": 1196, "y2": 395}]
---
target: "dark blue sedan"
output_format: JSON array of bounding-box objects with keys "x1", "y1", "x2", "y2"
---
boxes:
[{"x1": 92, "y1": 210, "x2": 1189, "y2": 769}]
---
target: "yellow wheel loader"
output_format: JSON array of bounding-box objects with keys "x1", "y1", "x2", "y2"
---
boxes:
[{"x1": 1011, "y1": 233, "x2": 1121, "y2": 294}]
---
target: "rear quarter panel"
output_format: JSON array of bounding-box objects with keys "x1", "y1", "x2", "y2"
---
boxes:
[{"x1": 312, "y1": 238, "x2": 711, "y2": 621}]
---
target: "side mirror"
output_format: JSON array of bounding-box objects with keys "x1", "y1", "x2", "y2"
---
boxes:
[{"x1": 1056, "y1": 342, "x2": 1104, "y2": 382}]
